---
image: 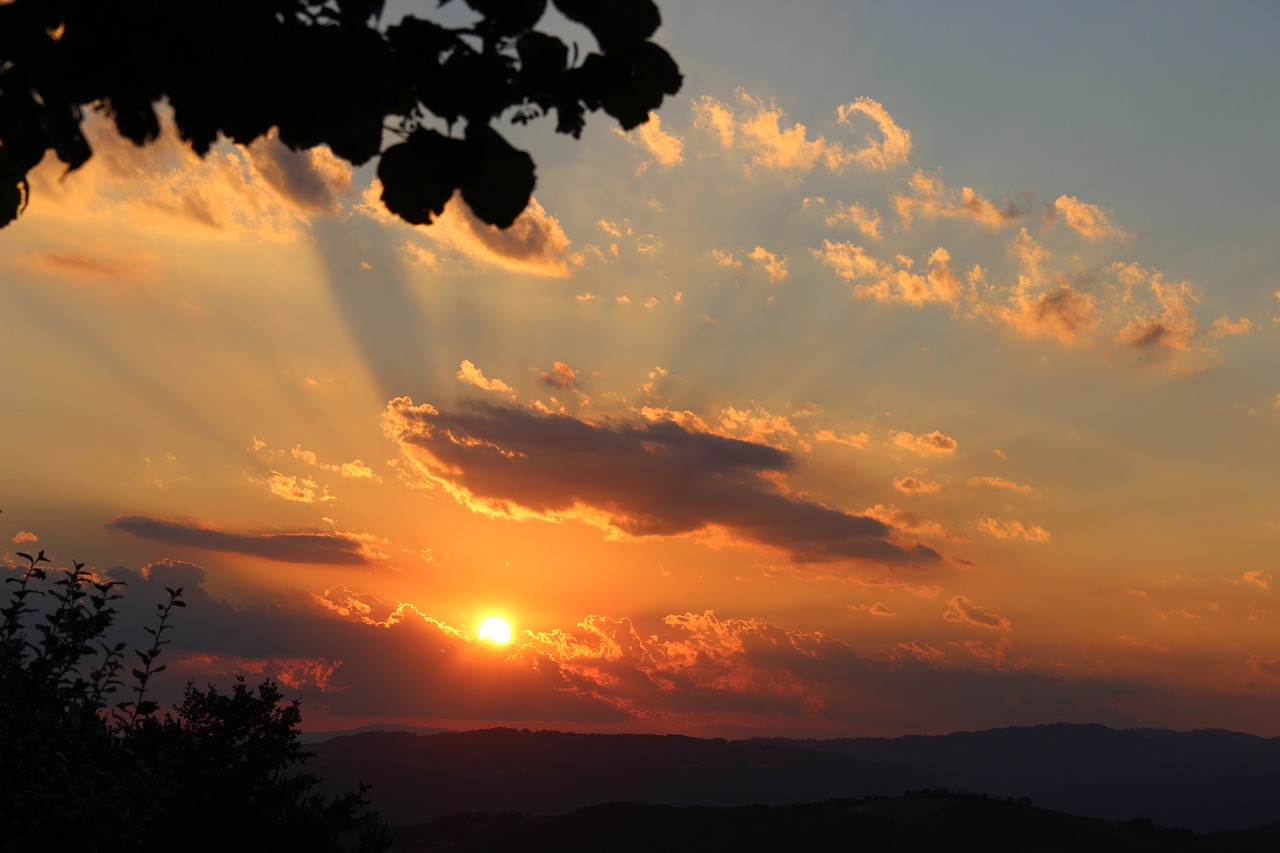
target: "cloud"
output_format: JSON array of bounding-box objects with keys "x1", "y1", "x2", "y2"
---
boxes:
[
  {"x1": 540, "y1": 361, "x2": 577, "y2": 389},
  {"x1": 1052, "y1": 195, "x2": 1127, "y2": 240},
  {"x1": 943, "y1": 595, "x2": 1012, "y2": 631},
  {"x1": 716, "y1": 405, "x2": 802, "y2": 449},
  {"x1": 1117, "y1": 276, "x2": 1199, "y2": 353},
  {"x1": 749, "y1": 246, "x2": 789, "y2": 283},
  {"x1": 894, "y1": 170, "x2": 1027, "y2": 231},
  {"x1": 457, "y1": 360, "x2": 515, "y2": 395},
  {"x1": 825, "y1": 202, "x2": 882, "y2": 239},
  {"x1": 361, "y1": 184, "x2": 571, "y2": 277},
  {"x1": 967, "y1": 476, "x2": 1031, "y2": 494},
  {"x1": 814, "y1": 429, "x2": 870, "y2": 449},
  {"x1": 24, "y1": 110, "x2": 349, "y2": 242},
  {"x1": 289, "y1": 445, "x2": 381, "y2": 482},
  {"x1": 976, "y1": 517, "x2": 1051, "y2": 542},
  {"x1": 853, "y1": 602, "x2": 896, "y2": 617},
  {"x1": 694, "y1": 89, "x2": 851, "y2": 172},
  {"x1": 263, "y1": 472, "x2": 336, "y2": 504},
  {"x1": 894, "y1": 476, "x2": 941, "y2": 495},
  {"x1": 73, "y1": 561, "x2": 1279, "y2": 737},
  {"x1": 382, "y1": 398, "x2": 940, "y2": 568},
  {"x1": 11, "y1": 531, "x2": 37, "y2": 544},
  {"x1": 97, "y1": 561, "x2": 623, "y2": 723},
  {"x1": 1208, "y1": 316, "x2": 1253, "y2": 338},
  {"x1": 105, "y1": 516, "x2": 375, "y2": 565},
  {"x1": 819, "y1": 243, "x2": 965, "y2": 307},
  {"x1": 1243, "y1": 570, "x2": 1272, "y2": 590},
  {"x1": 244, "y1": 131, "x2": 352, "y2": 214},
  {"x1": 996, "y1": 228, "x2": 1098, "y2": 344},
  {"x1": 615, "y1": 112, "x2": 685, "y2": 166},
  {"x1": 836, "y1": 97, "x2": 912, "y2": 171},
  {"x1": 892, "y1": 430, "x2": 958, "y2": 455},
  {"x1": 18, "y1": 250, "x2": 136, "y2": 280}
]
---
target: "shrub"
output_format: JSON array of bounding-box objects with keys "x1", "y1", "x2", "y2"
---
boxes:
[{"x1": 1, "y1": 550, "x2": 389, "y2": 852}]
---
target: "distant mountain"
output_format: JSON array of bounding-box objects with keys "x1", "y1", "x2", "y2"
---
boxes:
[
  {"x1": 298, "y1": 723, "x2": 453, "y2": 744},
  {"x1": 754, "y1": 723, "x2": 1280, "y2": 832},
  {"x1": 307, "y1": 724, "x2": 1280, "y2": 834},
  {"x1": 308, "y1": 728, "x2": 920, "y2": 826}
]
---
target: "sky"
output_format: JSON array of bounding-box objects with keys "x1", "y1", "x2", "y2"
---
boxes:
[{"x1": 4, "y1": 0, "x2": 1280, "y2": 738}]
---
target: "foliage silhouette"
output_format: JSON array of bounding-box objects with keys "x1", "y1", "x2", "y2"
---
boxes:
[
  {"x1": 0, "y1": 0, "x2": 682, "y2": 229},
  {"x1": 0, "y1": 550, "x2": 389, "y2": 852}
]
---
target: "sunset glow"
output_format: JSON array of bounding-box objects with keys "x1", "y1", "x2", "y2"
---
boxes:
[
  {"x1": 2, "y1": 1, "x2": 1279, "y2": 741},
  {"x1": 478, "y1": 617, "x2": 513, "y2": 645}
]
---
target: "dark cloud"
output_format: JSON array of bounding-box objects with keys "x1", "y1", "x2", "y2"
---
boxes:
[
  {"x1": 247, "y1": 134, "x2": 349, "y2": 213},
  {"x1": 383, "y1": 399, "x2": 940, "y2": 568},
  {"x1": 105, "y1": 515, "x2": 371, "y2": 566}
]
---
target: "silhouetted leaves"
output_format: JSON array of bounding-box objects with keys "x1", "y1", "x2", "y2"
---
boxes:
[
  {"x1": 1, "y1": 550, "x2": 389, "y2": 852},
  {"x1": 377, "y1": 130, "x2": 469, "y2": 225},
  {"x1": 0, "y1": 0, "x2": 682, "y2": 230}
]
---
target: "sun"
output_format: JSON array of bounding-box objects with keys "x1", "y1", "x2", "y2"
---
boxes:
[{"x1": 477, "y1": 616, "x2": 512, "y2": 645}]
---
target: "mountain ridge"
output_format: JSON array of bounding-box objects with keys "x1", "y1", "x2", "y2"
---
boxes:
[{"x1": 307, "y1": 723, "x2": 1280, "y2": 833}]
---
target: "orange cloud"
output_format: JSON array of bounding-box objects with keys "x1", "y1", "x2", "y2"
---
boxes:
[
  {"x1": 1117, "y1": 276, "x2": 1199, "y2": 353},
  {"x1": 24, "y1": 111, "x2": 350, "y2": 243},
  {"x1": 289, "y1": 445, "x2": 381, "y2": 482},
  {"x1": 976, "y1": 517, "x2": 1051, "y2": 542},
  {"x1": 457, "y1": 360, "x2": 515, "y2": 395},
  {"x1": 1243, "y1": 570, "x2": 1272, "y2": 590},
  {"x1": 943, "y1": 595, "x2": 1012, "y2": 631},
  {"x1": 836, "y1": 97, "x2": 912, "y2": 171},
  {"x1": 540, "y1": 361, "x2": 577, "y2": 389},
  {"x1": 892, "y1": 430, "x2": 958, "y2": 455},
  {"x1": 694, "y1": 89, "x2": 851, "y2": 173},
  {"x1": 967, "y1": 476, "x2": 1031, "y2": 494},
  {"x1": 615, "y1": 112, "x2": 685, "y2": 166},
  {"x1": 263, "y1": 472, "x2": 336, "y2": 504},
  {"x1": 749, "y1": 246, "x2": 789, "y2": 283},
  {"x1": 894, "y1": 170, "x2": 1028, "y2": 231},
  {"x1": 894, "y1": 476, "x2": 941, "y2": 495},
  {"x1": 1208, "y1": 316, "x2": 1253, "y2": 338},
  {"x1": 1052, "y1": 194, "x2": 1127, "y2": 240},
  {"x1": 814, "y1": 429, "x2": 870, "y2": 449},
  {"x1": 825, "y1": 202, "x2": 882, "y2": 239}
]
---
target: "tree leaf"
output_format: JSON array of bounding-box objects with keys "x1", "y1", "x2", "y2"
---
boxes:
[
  {"x1": 460, "y1": 123, "x2": 535, "y2": 228},
  {"x1": 377, "y1": 129, "x2": 470, "y2": 225}
]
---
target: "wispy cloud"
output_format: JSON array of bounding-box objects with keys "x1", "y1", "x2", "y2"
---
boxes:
[
  {"x1": 105, "y1": 516, "x2": 375, "y2": 565},
  {"x1": 943, "y1": 595, "x2": 1012, "y2": 631}
]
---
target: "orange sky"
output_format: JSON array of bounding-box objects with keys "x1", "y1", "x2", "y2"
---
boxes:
[{"x1": 3, "y1": 1, "x2": 1280, "y2": 737}]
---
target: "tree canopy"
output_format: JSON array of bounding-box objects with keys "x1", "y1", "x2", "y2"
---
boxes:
[{"x1": 0, "y1": 0, "x2": 682, "y2": 230}]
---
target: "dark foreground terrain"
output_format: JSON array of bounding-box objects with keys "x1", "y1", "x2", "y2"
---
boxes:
[{"x1": 389, "y1": 794, "x2": 1264, "y2": 853}]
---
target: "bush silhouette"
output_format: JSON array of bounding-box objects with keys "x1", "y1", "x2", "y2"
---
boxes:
[
  {"x1": 0, "y1": 0, "x2": 682, "y2": 229},
  {"x1": 0, "y1": 549, "x2": 389, "y2": 852}
]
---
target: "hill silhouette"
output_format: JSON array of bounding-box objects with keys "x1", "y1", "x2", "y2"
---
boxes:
[
  {"x1": 308, "y1": 724, "x2": 1280, "y2": 835},
  {"x1": 393, "y1": 795, "x2": 1240, "y2": 852}
]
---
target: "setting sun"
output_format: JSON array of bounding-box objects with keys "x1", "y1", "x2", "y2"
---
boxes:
[{"x1": 477, "y1": 617, "x2": 512, "y2": 645}]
